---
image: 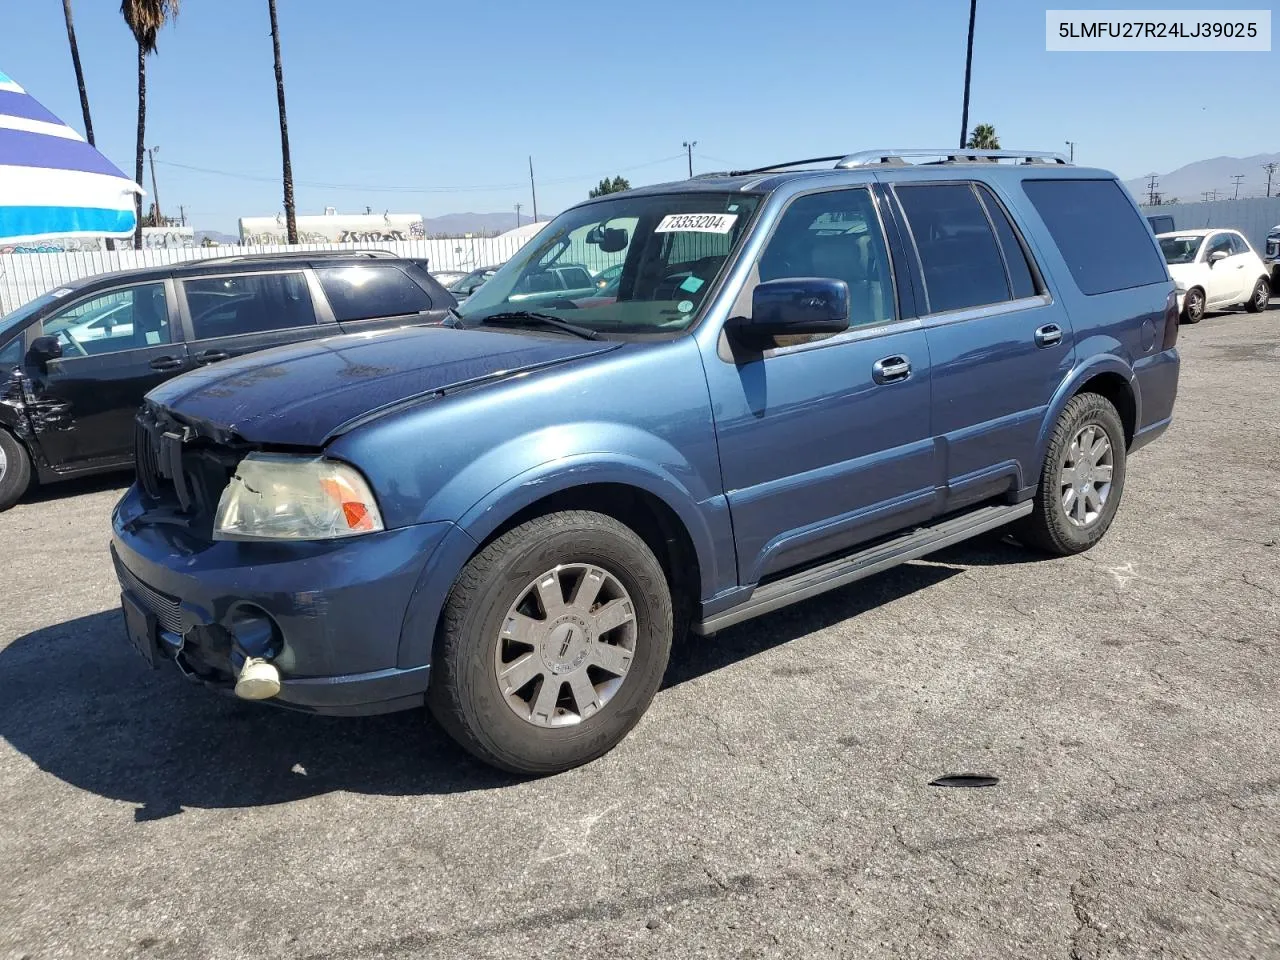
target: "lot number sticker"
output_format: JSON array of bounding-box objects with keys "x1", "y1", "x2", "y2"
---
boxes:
[{"x1": 655, "y1": 213, "x2": 738, "y2": 234}]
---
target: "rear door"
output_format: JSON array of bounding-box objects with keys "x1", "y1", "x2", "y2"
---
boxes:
[
  {"x1": 177, "y1": 269, "x2": 327, "y2": 367},
  {"x1": 23, "y1": 280, "x2": 187, "y2": 470},
  {"x1": 890, "y1": 179, "x2": 1071, "y2": 511},
  {"x1": 314, "y1": 262, "x2": 449, "y2": 334}
]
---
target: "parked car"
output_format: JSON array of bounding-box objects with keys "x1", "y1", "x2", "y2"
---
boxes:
[
  {"x1": 1265, "y1": 223, "x2": 1280, "y2": 288},
  {"x1": 447, "y1": 265, "x2": 502, "y2": 301},
  {"x1": 112, "y1": 148, "x2": 1180, "y2": 775},
  {"x1": 0, "y1": 251, "x2": 455, "y2": 510},
  {"x1": 1156, "y1": 228, "x2": 1272, "y2": 323},
  {"x1": 431, "y1": 270, "x2": 470, "y2": 289}
]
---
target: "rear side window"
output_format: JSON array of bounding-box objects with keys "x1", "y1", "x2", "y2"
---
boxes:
[
  {"x1": 896, "y1": 183, "x2": 1010, "y2": 313},
  {"x1": 185, "y1": 272, "x2": 316, "y2": 339},
  {"x1": 317, "y1": 265, "x2": 434, "y2": 322},
  {"x1": 1023, "y1": 179, "x2": 1167, "y2": 295},
  {"x1": 977, "y1": 186, "x2": 1040, "y2": 299}
]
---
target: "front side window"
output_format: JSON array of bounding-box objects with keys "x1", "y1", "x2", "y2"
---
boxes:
[
  {"x1": 757, "y1": 188, "x2": 895, "y2": 330},
  {"x1": 1228, "y1": 233, "x2": 1252, "y2": 256},
  {"x1": 1023, "y1": 179, "x2": 1168, "y2": 295},
  {"x1": 1205, "y1": 234, "x2": 1234, "y2": 260},
  {"x1": 897, "y1": 183, "x2": 1011, "y2": 313},
  {"x1": 40, "y1": 283, "x2": 172, "y2": 357},
  {"x1": 1160, "y1": 235, "x2": 1205, "y2": 265},
  {"x1": 457, "y1": 192, "x2": 762, "y2": 335},
  {"x1": 317, "y1": 265, "x2": 433, "y2": 322},
  {"x1": 184, "y1": 272, "x2": 315, "y2": 340}
]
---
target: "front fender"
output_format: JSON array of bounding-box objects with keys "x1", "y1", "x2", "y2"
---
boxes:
[
  {"x1": 393, "y1": 432, "x2": 733, "y2": 671},
  {"x1": 1032, "y1": 355, "x2": 1138, "y2": 479}
]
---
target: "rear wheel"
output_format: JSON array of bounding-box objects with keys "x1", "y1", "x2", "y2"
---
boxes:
[
  {"x1": 1016, "y1": 393, "x2": 1127, "y2": 556},
  {"x1": 1245, "y1": 278, "x2": 1270, "y2": 313},
  {"x1": 1181, "y1": 287, "x2": 1205, "y2": 323},
  {"x1": 427, "y1": 510, "x2": 673, "y2": 775},
  {"x1": 0, "y1": 429, "x2": 33, "y2": 512}
]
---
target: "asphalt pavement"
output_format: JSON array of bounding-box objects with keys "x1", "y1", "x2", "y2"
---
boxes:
[{"x1": 1, "y1": 306, "x2": 1278, "y2": 959}]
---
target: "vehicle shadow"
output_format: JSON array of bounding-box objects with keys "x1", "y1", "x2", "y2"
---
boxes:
[
  {"x1": 0, "y1": 540, "x2": 1045, "y2": 812},
  {"x1": 22, "y1": 469, "x2": 133, "y2": 504}
]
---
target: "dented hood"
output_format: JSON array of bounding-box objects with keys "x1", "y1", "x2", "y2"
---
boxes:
[{"x1": 147, "y1": 325, "x2": 618, "y2": 446}]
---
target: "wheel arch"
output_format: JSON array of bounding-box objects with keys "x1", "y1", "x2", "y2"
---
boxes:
[{"x1": 1034, "y1": 358, "x2": 1139, "y2": 485}]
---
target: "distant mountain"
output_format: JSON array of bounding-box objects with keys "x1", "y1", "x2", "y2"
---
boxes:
[
  {"x1": 1124, "y1": 153, "x2": 1280, "y2": 204},
  {"x1": 425, "y1": 212, "x2": 553, "y2": 237},
  {"x1": 194, "y1": 229, "x2": 238, "y2": 246}
]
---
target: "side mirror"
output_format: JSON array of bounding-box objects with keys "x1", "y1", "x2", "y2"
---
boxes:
[
  {"x1": 731, "y1": 278, "x2": 850, "y2": 351},
  {"x1": 27, "y1": 334, "x2": 62, "y2": 372},
  {"x1": 1208, "y1": 250, "x2": 1228, "y2": 266}
]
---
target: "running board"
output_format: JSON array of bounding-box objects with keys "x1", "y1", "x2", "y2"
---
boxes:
[{"x1": 693, "y1": 501, "x2": 1033, "y2": 635}]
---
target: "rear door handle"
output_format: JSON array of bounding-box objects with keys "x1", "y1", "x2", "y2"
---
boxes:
[
  {"x1": 148, "y1": 355, "x2": 184, "y2": 372},
  {"x1": 195, "y1": 350, "x2": 230, "y2": 365},
  {"x1": 1035, "y1": 324, "x2": 1063, "y2": 347},
  {"x1": 872, "y1": 355, "x2": 911, "y2": 384}
]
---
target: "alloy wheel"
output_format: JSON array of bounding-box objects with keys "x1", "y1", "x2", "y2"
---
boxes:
[
  {"x1": 493, "y1": 563, "x2": 638, "y2": 727},
  {"x1": 1060, "y1": 423, "x2": 1114, "y2": 528},
  {"x1": 1185, "y1": 290, "x2": 1204, "y2": 322},
  {"x1": 1255, "y1": 282, "x2": 1270, "y2": 312}
]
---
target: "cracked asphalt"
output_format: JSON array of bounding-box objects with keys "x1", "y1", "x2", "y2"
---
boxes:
[{"x1": 1, "y1": 307, "x2": 1278, "y2": 959}]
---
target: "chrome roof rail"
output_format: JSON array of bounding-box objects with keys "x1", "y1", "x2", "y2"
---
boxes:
[{"x1": 836, "y1": 149, "x2": 1070, "y2": 168}]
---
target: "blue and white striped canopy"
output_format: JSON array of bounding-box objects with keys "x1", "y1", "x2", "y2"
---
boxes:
[{"x1": 0, "y1": 69, "x2": 140, "y2": 244}]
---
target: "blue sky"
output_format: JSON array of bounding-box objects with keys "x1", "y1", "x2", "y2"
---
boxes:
[{"x1": 2, "y1": 0, "x2": 1275, "y2": 232}]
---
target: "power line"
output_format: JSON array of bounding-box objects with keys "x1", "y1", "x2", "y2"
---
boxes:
[{"x1": 154, "y1": 153, "x2": 688, "y2": 195}]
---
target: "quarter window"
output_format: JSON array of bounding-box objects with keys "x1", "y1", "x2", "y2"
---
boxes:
[
  {"x1": 317, "y1": 265, "x2": 434, "y2": 322},
  {"x1": 184, "y1": 272, "x2": 316, "y2": 340},
  {"x1": 1022, "y1": 179, "x2": 1168, "y2": 295},
  {"x1": 0, "y1": 336, "x2": 22, "y2": 368},
  {"x1": 896, "y1": 183, "x2": 1011, "y2": 313},
  {"x1": 39, "y1": 283, "x2": 172, "y2": 357},
  {"x1": 757, "y1": 188, "x2": 895, "y2": 331}
]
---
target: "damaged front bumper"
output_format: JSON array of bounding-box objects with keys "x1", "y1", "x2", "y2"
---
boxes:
[{"x1": 110, "y1": 484, "x2": 452, "y2": 715}]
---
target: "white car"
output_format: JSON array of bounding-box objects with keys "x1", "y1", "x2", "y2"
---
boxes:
[{"x1": 1157, "y1": 228, "x2": 1271, "y2": 323}]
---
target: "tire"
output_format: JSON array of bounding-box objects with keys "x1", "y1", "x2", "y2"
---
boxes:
[
  {"x1": 1181, "y1": 287, "x2": 1205, "y2": 324},
  {"x1": 0, "y1": 428, "x2": 33, "y2": 512},
  {"x1": 1015, "y1": 393, "x2": 1127, "y2": 557},
  {"x1": 427, "y1": 510, "x2": 673, "y2": 775},
  {"x1": 1244, "y1": 277, "x2": 1270, "y2": 313}
]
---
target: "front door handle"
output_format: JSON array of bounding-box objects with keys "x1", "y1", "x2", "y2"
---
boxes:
[
  {"x1": 1035, "y1": 324, "x2": 1063, "y2": 347},
  {"x1": 148, "y1": 355, "x2": 184, "y2": 372},
  {"x1": 872, "y1": 355, "x2": 911, "y2": 384},
  {"x1": 195, "y1": 350, "x2": 230, "y2": 365}
]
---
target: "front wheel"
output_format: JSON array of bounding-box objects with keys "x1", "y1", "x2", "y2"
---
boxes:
[
  {"x1": 0, "y1": 429, "x2": 33, "y2": 511},
  {"x1": 1015, "y1": 393, "x2": 1127, "y2": 556},
  {"x1": 428, "y1": 510, "x2": 673, "y2": 775},
  {"x1": 1245, "y1": 278, "x2": 1270, "y2": 313},
  {"x1": 1181, "y1": 287, "x2": 1205, "y2": 324}
]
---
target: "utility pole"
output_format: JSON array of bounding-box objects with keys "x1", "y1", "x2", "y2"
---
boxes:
[
  {"x1": 960, "y1": 0, "x2": 978, "y2": 148},
  {"x1": 1231, "y1": 174, "x2": 1245, "y2": 199},
  {"x1": 145, "y1": 146, "x2": 162, "y2": 225},
  {"x1": 515, "y1": 202, "x2": 522, "y2": 229},
  {"x1": 179, "y1": 204, "x2": 185, "y2": 227},
  {"x1": 1263, "y1": 161, "x2": 1277, "y2": 198},
  {"x1": 1146, "y1": 174, "x2": 1159, "y2": 206},
  {"x1": 1064, "y1": 140, "x2": 1075, "y2": 163},
  {"x1": 529, "y1": 156, "x2": 538, "y2": 222},
  {"x1": 682, "y1": 140, "x2": 697, "y2": 178}
]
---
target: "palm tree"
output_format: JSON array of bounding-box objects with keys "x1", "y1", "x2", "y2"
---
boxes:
[
  {"x1": 966, "y1": 124, "x2": 1000, "y2": 150},
  {"x1": 121, "y1": 0, "x2": 180, "y2": 249},
  {"x1": 268, "y1": 0, "x2": 297, "y2": 244},
  {"x1": 62, "y1": 0, "x2": 95, "y2": 145}
]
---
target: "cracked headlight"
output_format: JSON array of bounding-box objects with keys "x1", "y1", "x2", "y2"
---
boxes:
[{"x1": 214, "y1": 453, "x2": 384, "y2": 541}]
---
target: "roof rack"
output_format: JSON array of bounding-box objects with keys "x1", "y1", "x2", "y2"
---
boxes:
[
  {"x1": 720, "y1": 148, "x2": 1070, "y2": 177},
  {"x1": 835, "y1": 148, "x2": 1070, "y2": 168},
  {"x1": 192, "y1": 249, "x2": 400, "y2": 264}
]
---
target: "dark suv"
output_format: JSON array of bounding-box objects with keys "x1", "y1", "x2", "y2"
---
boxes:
[
  {"x1": 0, "y1": 252, "x2": 454, "y2": 509},
  {"x1": 111, "y1": 149, "x2": 1180, "y2": 775}
]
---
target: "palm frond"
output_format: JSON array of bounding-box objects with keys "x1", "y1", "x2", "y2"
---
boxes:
[{"x1": 121, "y1": 0, "x2": 180, "y2": 53}]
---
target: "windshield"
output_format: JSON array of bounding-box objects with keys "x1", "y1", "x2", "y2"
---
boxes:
[
  {"x1": 456, "y1": 192, "x2": 762, "y2": 335},
  {"x1": 1159, "y1": 235, "x2": 1205, "y2": 265},
  {"x1": 0, "y1": 290, "x2": 63, "y2": 345}
]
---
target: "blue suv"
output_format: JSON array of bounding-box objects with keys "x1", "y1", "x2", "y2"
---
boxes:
[{"x1": 111, "y1": 149, "x2": 1180, "y2": 774}]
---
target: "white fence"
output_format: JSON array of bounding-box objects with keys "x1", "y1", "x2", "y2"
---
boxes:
[{"x1": 0, "y1": 236, "x2": 534, "y2": 314}]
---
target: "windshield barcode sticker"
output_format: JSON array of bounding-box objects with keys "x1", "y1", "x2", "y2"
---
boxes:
[{"x1": 655, "y1": 213, "x2": 738, "y2": 234}]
